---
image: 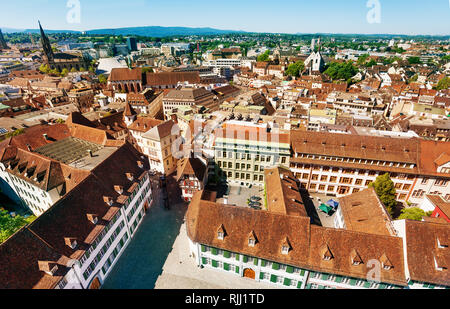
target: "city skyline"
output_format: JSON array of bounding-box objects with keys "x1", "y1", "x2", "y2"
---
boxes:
[{"x1": 1, "y1": 0, "x2": 450, "y2": 36}]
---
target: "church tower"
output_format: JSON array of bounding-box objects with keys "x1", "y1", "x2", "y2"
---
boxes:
[
  {"x1": 39, "y1": 21, "x2": 54, "y2": 63},
  {"x1": 124, "y1": 102, "x2": 137, "y2": 126},
  {"x1": 0, "y1": 29, "x2": 9, "y2": 50}
]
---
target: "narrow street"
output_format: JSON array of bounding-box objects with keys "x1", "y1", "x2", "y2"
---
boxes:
[{"x1": 102, "y1": 175, "x2": 188, "y2": 289}]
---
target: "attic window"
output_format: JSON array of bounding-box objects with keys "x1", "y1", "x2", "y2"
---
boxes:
[
  {"x1": 351, "y1": 249, "x2": 363, "y2": 266},
  {"x1": 87, "y1": 214, "x2": 98, "y2": 225},
  {"x1": 114, "y1": 185, "x2": 124, "y2": 195},
  {"x1": 434, "y1": 256, "x2": 447, "y2": 271},
  {"x1": 361, "y1": 145, "x2": 367, "y2": 150},
  {"x1": 64, "y1": 238, "x2": 77, "y2": 250},
  {"x1": 103, "y1": 196, "x2": 114, "y2": 206},
  {"x1": 281, "y1": 237, "x2": 292, "y2": 255},
  {"x1": 137, "y1": 161, "x2": 144, "y2": 169},
  {"x1": 126, "y1": 173, "x2": 134, "y2": 181},
  {"x1": 217, "y1": 224, "x2": 226, "y2": 240},
  {"x1": 437, "y1": 238, "x2": 448, "y2": 249},
  {"x1": 248, "y1": 231, "x2": 258, "y2": 247},
  {"x1": 321, "y1": 245, "x2": 333, "y2": 261},
  {"x1": 38, "y1": 261, "x2": 59, "y2": 276}
]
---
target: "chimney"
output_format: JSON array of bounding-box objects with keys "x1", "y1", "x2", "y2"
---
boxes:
[
  {"x1": 38, "y1": 261, "x2": 59, "y2": 276},
  {"x1": 64, "y1": 238, "x2": 78, "y2": 250},
  {"x1": 87, "y1": 149, "x2": 93, "y2": 157},
  {"x1": 86, "y1": 214, "x2": 98, "y2": 224}
]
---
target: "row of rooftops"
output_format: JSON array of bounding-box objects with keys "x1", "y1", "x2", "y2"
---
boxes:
[
  {"x1": 0, "y1": 116, "x2": 151, "y2": 288},
  {"x1": 186, "y1": 167, "x2": 450, "y2": 287}
]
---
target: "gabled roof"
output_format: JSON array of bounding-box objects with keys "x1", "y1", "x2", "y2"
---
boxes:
[
  {"x1": 405, "y1": 220, "x2": 450, "y2": 286},
  {"x1": 176, "y1": 157, "x2": 207, "y2": 182}
]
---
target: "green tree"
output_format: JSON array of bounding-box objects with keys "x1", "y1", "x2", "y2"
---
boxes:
[
  {"x1": 369, "y1": 173, "x2": 397, "y2": 215},
  {"x1": 435, "y1": 77, "x2": 450, "y2": 91},
  {"x1": 257, "y1": 50, "x2": 270, "y2": 62},
  {"x1": 285, "y1": 61, "x2": 305, "y2": 77},
  {"x1": 0, "y1": 209, "x2": 36, "y2": 244},
  {"x1": 398, "y1": 207, "x2": 431, "y2": 221},
  {"x1": 365, "y1": 59, "x2": 377, "y2": 68},
  {"x1": 70, "y1": 67, "x2": 77, "y2": 73},
  {"x1": 324, "y1": 61, "x2": 358, "y2": 83},
  {"x1": 60, "y1": 68, "x2": 69, "y2": 77},
  {"x1": 98, "y1": 74, "x2": 107, "y2": 84},
  {"x1": 409, "y1": 74, "x2": 418, "y2": 83},
  {"x1": 39, "y1": 64, "x2": 50, "y2": 74},
  {"x1": 408, "y1": 57, "x2": 422, "y2": 65}
]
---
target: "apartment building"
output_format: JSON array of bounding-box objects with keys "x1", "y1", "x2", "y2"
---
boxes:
[
  {"x1": 213, "y1": 121, "x2": 291, "y2": 187},
  {"x1": 141, "y1": 120, "x2": 179, "y2": 176},
  {"x1": 68, "y1": 87, "x2": 94, "y2": 113},
  {"x1": 186, "y1": 169, "x2": 410, "y2": 290},
  {"x1": 289, "y1": 131, "x2": 450, "y2": 205},
  {"x1": 327, "y1": 92, "x2": 377, "y2": 116},
  {"x1": 0, "y1": 142, "x2": 153, "y2": 289},
  {"x1": 162, "y1": 88, "x2": 217, "y2": 119}
]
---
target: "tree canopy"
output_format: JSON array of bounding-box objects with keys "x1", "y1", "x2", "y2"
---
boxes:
[
  {"x1": 257, "y1": 50, "x2": 270, "y2": 62},
  {"x1": 285, "y1": 61, "x2": 305, "y2": 77},
  {"x1": 435, "y1": 77, "x2": 450, "y2": 91},
  {"x1": 398, "y1": 207, "x2": 432, "y2": 221},
  {"x1": 98, "y1": 74, "x2": 108, "y2": 84},
  {"x1": 369, "y1": 173, "x2": 397, "y2": 215},
  {"x1": 408, "y1": 56, "x2": 422, "y2": 65},
  {"x1": 324, "y1": 61, "x2": 358, "y2": 83},
  {"x1": 0, "y1": 209, "x2": 35, "y2": 244}
]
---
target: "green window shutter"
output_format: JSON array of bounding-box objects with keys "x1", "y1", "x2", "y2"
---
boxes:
[
  {"x1": 364, "y1": 282, "x2": 371, "y2": 288},
  {"x1": 429, "y1": 285, "x2": 435, "y2": 289},
  {"x1": 319, "y1": 285, "x2": 325, "y2": 289},
  {"x1": 322, "y1": 274, "x2": 330, "y2": 281},
  {"x1": 235, "y1": 254, "x2": 240, "y2": 261},
  {"x1": 335, "y1": 276, "x2": 343, "y2": 283},
  {"x1": 201, "y1": 245, "x2": 206, "y2": 252},
  {"x1": 236, "y1": 266, "x2": 240, "y2": 274},
  {"x1": 378, "y1": 283, "x2": 387, "y2": 289},
  {"x1": 202, "y1": 257, "x2": 207, "y2": 265},
  {"x1": 350, "y1": 279, "x2": 357, "y2": 286},
  {"x1": 254, "y1": 258, "x2": 259, "y2": 266},
  {"x1": 261, "y1": 260, "x2": 266, "y2": 267},
  {"x1": 286, "y1": 266, "x2": 293, "y2": 274},
  {"x1": 224, "y1": 251, "x2": 230, "y2": 258},
  {"x1": 272, "y1": 263, "x2": 280, "y2": 270},
  {"x1": 212, "y1": 260, "x2": 218, "y2": 268},
  {"x1": 408, "y1": 280, "x2": 414, "y2": 286},
  {"x1": 300, "y1": 269, "x2": 305, "y2": 276},
  {"x1": 306, "y1": 283, "x2": 312, "y2": 289},
  {"x1": 260, "y1": 272, "x2": 264, "y2": 280},
  {"x1": 243, "y1": 255, "x2": 248, "y2": 263},
  {"x1": 211, "y1": 248, "x2": 218, "y2": 255},
  {"x1": 284, "y1": 278, "x2": 291, "y2": 286},
  {"x1": 270, "y1": 275, "x2": 277, "y2": 283},
  {"x1": 297, "y1": 281, "x2": 302, "y2": 289},
  {"x1": 224, "y1": 263, "x2": 230, "y2": 271}
]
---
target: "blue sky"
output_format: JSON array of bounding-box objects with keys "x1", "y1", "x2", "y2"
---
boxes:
[{"x1": 1, "y1": 0, "x2": 449, "y2": 35}]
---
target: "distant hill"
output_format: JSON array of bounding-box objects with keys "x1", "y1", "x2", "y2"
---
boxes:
[
  {"x1": 85, "y1": 26, "x2": 245, "y2": 37},
  {"x1": 0, "y1": 27, "x2": 80, "y2": 34}
]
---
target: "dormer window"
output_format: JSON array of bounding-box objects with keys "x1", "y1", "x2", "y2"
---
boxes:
[
  {"x1": 351, "y1": 249, "x2": 363, "y2": 266},
  {"x1": 103, "y1": 196, "x2": 114, "y2": 206},
  {"x1": 38, "y1": 261, "x2": 58, "y2": 276},
  {"x1": 380, "y1": 253, "x2": 393, "y2": 271},
  {"x1": 248, "y1": 230, "x2": 258, "y2": 247},
  {"x1": 434, "y1": 256, "x2": 447, "y2": 271},
  {"x1": 217, "y1": 224, "x2": 226, "y2": 240},
  {"x1": 281, "y1": 237, "x2": 292, "y2": 255},
  {"x1": 87, "y1": 214, "x2": 98, "y2": 225},
  {"x1": 114, "y1": 185, "x2": 124, "y2": 195},
  {"x1": 321, "y1": 245, "x2": 333, "y2": 261},
  {"x1": 437, "y1": 238, "x2": 448, "y2": 249},
  {"x1": 64, "y1": 238, "x2": 78, "y2": 250},
  {"x1": 137, "y1": 161, "x2": 144, "y2": 169},
  {"x1": 126, "y1": 173, "x2": 134, "y2": 182}
]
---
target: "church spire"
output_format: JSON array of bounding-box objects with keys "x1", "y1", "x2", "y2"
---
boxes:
[
  {"x1": 38, "y1": 21, "x2": 54, "y2": 62},
  {"x1": 0, "y1": 29, "x2": 9, "y2": 50}
]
